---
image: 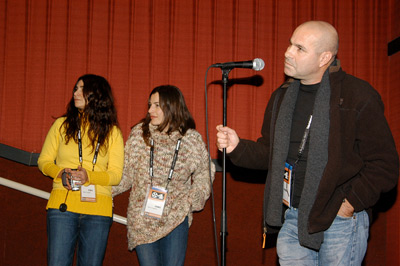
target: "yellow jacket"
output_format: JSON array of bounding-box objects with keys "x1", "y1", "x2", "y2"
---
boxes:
[{"x1": 38, "y1": 117, "x2": 124, "y2": 217}]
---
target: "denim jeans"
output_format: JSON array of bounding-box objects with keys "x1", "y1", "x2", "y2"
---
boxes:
[
  {"x1": 135, "y1": 216, "x2": 189, "y2": 266},
  {"x1": 277, "y1": 207, "x2": 369, "y2": 266},
  {"x1": 47, "y1": 208, "x2": 113, "y2": 266}
]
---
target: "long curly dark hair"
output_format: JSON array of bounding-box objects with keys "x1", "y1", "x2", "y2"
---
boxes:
[
  {"x1": 61, "y1": 74, "x2": 119, "y2": 152},
  {"x1": 142, "y1": 85, "x2": 195, "y2": 146}
]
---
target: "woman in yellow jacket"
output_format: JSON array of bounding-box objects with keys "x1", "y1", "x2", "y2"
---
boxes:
[{"x1": 38, "y1": 74, "x2": 124, "y2": 266}]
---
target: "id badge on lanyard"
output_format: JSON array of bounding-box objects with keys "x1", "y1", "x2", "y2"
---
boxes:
[
  {"x1": 81, "y1": 185, "x2": 96, "y2": 202},
  {"x1": 282, "y1": 115, "x2": 312, "y2": 208},
  {"x1": 141, "y1": 138, "x2": 182, "y2": 219},
  {"x1": 283, "y1": 162, "x2": 294, "y2": 207},
  {"x1": 141, "y1": 185, "x2": 168, "y2": 219},
  {"x1": 78, "y1": 129, "x2": 99, "y2": 202}
]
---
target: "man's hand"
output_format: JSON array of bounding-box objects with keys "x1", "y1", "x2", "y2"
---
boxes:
[
  {"x1": 216, "y1": 125, "x2": 240, "y2": 153},
  {"x1": 337, "y1": 198, "x2": 355, "y2": 217}
]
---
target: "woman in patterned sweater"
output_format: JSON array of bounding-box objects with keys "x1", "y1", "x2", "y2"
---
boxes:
[{"x1": 113, "y1": 85, "x2": 215, "y2": 266}]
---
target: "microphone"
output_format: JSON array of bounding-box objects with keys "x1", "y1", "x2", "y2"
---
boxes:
[{"x1": 211, "y1": 58, "x2": 265, "y2": 71}]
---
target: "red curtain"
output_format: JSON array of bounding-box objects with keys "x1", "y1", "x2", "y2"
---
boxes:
[
  {"x1": 386, "y1": 0, "x2": 400, "y2": 265},
  {"x1": 1, "y1": 0, "x2": 397, "y2": 158},
  {"x1": 0, "y1": 0, "x2": 399, "y2": 265}
]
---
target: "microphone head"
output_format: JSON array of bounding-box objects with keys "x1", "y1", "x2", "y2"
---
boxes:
[{"x1": 253, "y1": 58, "x2": 265, "y2": 71}]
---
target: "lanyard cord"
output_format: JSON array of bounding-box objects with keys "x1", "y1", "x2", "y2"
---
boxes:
[
  {"x1": 294, "y1": 115, "x2": 313, "y2": 165},
  {"x1": 149, "y1": 138, "x2": 182, "y2": 190},
  {"x1": 59, "y1": 129, "x2": 99, "y2": 212},
  {"x1": 78, "y1": 129, "x2": 100, "y2": 171}
]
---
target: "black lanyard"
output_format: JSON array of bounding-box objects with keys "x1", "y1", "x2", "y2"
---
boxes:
[
  {"x1": 78, "y1": 129, "x2": 100, "y2": 171},
  {"x1": 294, "y1": 115, "x2": 313, "y2": 165},
  {"x1": 149, "y1": 138, "x2": 182, "y2": 189}
]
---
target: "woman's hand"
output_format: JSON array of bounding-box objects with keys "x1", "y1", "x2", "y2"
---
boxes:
[
  {"x1": 59, "y1": 169, "x2": 72, "y2": 190},
  {"x1": 62, "y1": 166, "x2": 88, "y2": 189},
  {"x1": 70, "y1": 166, "x2": 88, "y2": 185}
]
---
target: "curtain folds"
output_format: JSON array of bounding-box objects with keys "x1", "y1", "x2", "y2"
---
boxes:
[
  {"x1": 0, "y1": 0, "x2": 399, "y2": 263},
  {"x1": 1, "y1": 0, "x2": 396, "y2": 157}
]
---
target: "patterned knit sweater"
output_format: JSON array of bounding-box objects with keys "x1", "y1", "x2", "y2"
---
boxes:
[{"x1": 112, "y1": 123, "x2": 215, "y2": 250}]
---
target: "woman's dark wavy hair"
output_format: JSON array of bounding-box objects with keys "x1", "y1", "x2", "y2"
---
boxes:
[
  {"x1": 61, "y1": 74, "x2": 119, "y2": 152},
  {"x1": 142, "y1": 85, "x2": 195, "y2": 146}
]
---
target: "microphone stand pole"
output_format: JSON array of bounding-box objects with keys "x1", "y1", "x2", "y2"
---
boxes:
[{"x1": 220, "y1": 68, "x2": 231, "y2": 266}]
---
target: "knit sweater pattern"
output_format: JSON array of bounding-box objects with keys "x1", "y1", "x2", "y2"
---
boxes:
[{"x1": 112, "y1": 123, "x2": 215, "y2": 250}]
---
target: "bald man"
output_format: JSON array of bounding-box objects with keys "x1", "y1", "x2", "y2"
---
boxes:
[{"x1": 216, "y1": 21, "x2": 398, "y2": 265}]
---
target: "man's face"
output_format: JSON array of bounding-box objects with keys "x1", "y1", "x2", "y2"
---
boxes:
[{"x1": 284, "y1": 25, "x2": 323, "y2": 85}]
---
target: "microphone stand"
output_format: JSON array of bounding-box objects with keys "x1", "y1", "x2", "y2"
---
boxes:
[{"x1": 220, "y1": 68, "x2": 231, "y2": 266}]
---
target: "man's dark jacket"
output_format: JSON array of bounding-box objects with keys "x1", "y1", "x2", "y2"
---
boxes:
[{"x1": 228, "y1": 61, "x2": 399, "y2": 235}]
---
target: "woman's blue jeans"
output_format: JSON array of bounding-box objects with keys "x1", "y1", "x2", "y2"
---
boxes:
[
  {"x1": 47, "y1": 208, "x2": 113, "y2": 266},
  {"x1": 135, "y1": 216, "x2": 189, "y2": 266},
  {"x1": 277, "y1": 207, "x2": 369, "y2": 266}
]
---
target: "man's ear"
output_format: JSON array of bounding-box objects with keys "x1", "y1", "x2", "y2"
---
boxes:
[{"x1": 319, "y1": 51, "x2": 333, "y2": 67}]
